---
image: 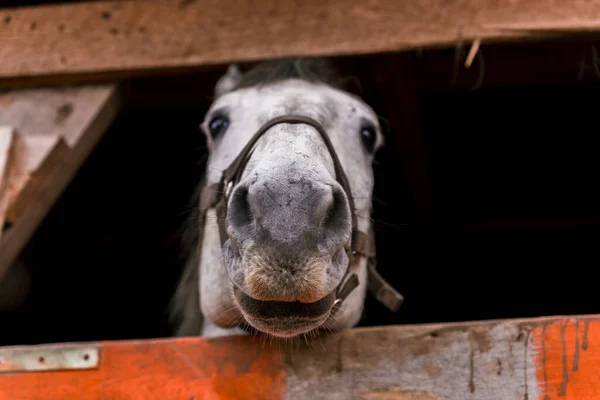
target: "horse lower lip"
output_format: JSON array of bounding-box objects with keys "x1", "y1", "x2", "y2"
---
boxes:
[{"x1": 233, "y1": 286, "x2": 336, "y2": 320}]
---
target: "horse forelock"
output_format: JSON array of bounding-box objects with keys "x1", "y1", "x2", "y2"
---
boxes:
[{"x1": 233, "y1": 58, "x2": 349, "y2": 93}]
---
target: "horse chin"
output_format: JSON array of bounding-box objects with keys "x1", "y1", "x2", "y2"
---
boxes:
[{"x1": 232, "y1": 285, "x2": 336, "y2": 338}]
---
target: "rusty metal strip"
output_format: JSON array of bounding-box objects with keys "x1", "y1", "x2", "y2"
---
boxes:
[{"x1": 0, "y1": 343, "x2": 100, "y2": 373}]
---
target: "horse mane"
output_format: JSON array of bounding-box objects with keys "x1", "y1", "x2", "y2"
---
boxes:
[
  {"x1": 168, "y1": 57, "x2": 350, "y2": 336},
  {"x1": 169, "y1": 181, "x2": 203, "y2": 336}
]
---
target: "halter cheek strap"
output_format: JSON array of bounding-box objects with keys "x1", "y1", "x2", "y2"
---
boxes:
[{"x1": 199, "y1": 115, "x2": 403, "y2": 313}]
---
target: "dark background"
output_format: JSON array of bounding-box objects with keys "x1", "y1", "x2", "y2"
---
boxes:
[{"x1": 1, "y1": 0, "x2": 599, "y2": 345}]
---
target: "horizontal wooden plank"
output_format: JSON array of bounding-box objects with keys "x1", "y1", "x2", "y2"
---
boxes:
[
  {"x1": 0, "y1": 336, "x2": 287, "y2": 400},
  {"x1": 0, "y1": 315, "x2": 598, "y2": 399},
  {"x1": 0, "y1": 0, "x2": 599, "y2": 87},
  {"x1": 0, "y1": 83, "x2": 123, "y2": 280}
]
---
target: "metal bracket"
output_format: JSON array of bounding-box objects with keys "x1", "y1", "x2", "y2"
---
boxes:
[{"x1": 0, "y1": 343, "x2": 100, "y2": 373}]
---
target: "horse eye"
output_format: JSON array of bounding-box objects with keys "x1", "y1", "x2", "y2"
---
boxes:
[
  {"x1": 208, "y1": 115, "x2": 229, "y2": 138},
  {"x1": 360, "y1": 125, "x2": 377, "y2": 153}
]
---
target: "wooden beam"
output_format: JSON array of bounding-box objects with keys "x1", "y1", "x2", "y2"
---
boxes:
[
  {"x1": 0, "y1": 315, "x2": 597, "y2": 399},
  {"x1": 0, "y1": 127, "x2": 15, "y2": 242},
  {"x1": 0, "y1": 83, "x2": 124, "y2": 280},
  {"x1": 0, "y1": 0, "x2": 599, "y2": 87}
]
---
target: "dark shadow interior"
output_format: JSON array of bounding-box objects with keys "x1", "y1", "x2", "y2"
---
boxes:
[{"x1": 1, "y1": 44, "x2": 599, "y2": 346}]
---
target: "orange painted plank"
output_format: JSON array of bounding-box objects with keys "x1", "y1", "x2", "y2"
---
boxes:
[
  {"x1": 3, "y1": 316, "x2": 600, "y2": 399},
  {"x1": 532, "y1": 318, "x2": 600, "y2": 399},
  {"x1": 0, "y1": 336, "x2": 286, "y2": 400}
]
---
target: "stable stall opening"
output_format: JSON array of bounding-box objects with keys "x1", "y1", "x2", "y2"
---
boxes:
[{"x1": 1, "y1": 41, "x2": 599, "y2": 346}]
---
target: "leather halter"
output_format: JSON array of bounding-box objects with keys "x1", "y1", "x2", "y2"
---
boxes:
[{"x1": 199, "y1": 115, "x2": 403, "y2": 313}]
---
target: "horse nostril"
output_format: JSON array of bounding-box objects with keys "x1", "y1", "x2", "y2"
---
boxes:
[
  {"x1": 228, "y1": 179, "x2": 351, "y2": 249},
  {"x1": 320, "y1": 185, "x2": 351, "y2": 236},
  {"x1": 227, "y1": 185, "x2": 253, "y2": 233}
]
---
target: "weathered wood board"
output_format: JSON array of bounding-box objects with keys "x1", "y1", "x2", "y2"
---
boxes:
[
  {"x1": 0, "y1": 0, "x2": 599, "y2": 87},
  {"x1": 0, "y1": 84, "x2": 123, "y2": 280},
  {"x1": 0, "y1": 315, "x2": 597, "y2": 399},
  {"x1": 0, "y1": 127, "x2": 15, "y2": 242}
]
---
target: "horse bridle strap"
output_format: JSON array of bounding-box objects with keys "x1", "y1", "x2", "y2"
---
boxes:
[{"x1": 200, "y1": 115, "x2": 403, "y2": 313}]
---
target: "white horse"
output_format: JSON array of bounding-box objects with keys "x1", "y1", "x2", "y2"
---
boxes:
[{"x1": 170, "y1": 58, "x2": 402, "y2": 339}]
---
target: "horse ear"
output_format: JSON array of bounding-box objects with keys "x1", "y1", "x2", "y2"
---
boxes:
[{"x1": 215, "y1": 64, "x2": 242, "y2": 97}]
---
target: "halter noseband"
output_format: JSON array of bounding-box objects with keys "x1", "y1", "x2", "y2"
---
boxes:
[{"x1": 200, "y1": 115, "x2": 403, "y2": 313}]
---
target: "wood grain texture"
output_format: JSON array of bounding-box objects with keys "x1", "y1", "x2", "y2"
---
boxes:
[
  {"x1": 0, "y1": 0, "x2": 599, "y2": 86},
  {"x1": 0, "y1": 84, "x2": 123, "y2": 280},
  {"x1": 3, "y1": 134, "x2": 61, "y2": 219},
  {"x1": 0, "y1": 315, "x2": 598, "y2": 399},
  {"x1": 286, "y1": 319, "x2": 539, "y2": 399}
]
